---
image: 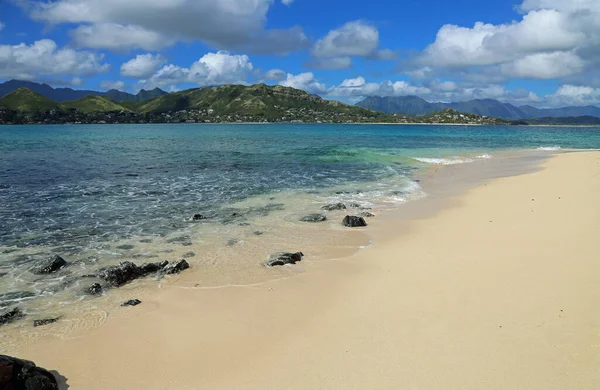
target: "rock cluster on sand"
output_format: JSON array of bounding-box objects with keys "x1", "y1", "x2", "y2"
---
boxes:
[
  {"x1": 98, "y1": 259, "x2": 190, "y2": 288},
  {"x1": 342, "y1": 216, "x2": 368, "y2": 227},
  {"x1": 0, "y1": 355, "x2": 58, "y2": 389},
  {"x1": 300, "y1": 214, "x2": 327, "y2": 222},
  {"x1": 32, "y1": 255, "x2": 67, "y2": 275},
  {"x1": 321, "y1": 203, "x2": 347, "y2": 211},
  {"x1": 265, "y1": 252, "x2": 304, "y2": 267}
]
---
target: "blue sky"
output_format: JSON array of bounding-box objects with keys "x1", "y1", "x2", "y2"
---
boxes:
[{"x1": 0, "y1": 0, "x2": 599, "y2": 107}]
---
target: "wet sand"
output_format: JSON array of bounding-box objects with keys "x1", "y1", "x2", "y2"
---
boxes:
[{"x1": 5, "y1": 151, "x2": 600, "y2": 389}]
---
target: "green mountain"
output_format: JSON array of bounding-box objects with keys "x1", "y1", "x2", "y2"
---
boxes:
[
  {"x1": 61, "y1": 96, "x2": 131, "y2": 113},
  {"x1": 137, "y1": 83, "x2": 378, "y2": 117},
  {"x1": 0, "y1": 88, "x2": 60, "y2": 114}
]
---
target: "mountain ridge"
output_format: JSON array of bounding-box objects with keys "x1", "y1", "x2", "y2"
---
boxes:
[{"x1": 356, "y1": 96, "x2": 600, "y2": 120}]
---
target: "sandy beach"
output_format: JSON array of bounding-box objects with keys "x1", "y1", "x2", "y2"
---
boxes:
[{"x1": 5, "y1": 151, "x2": 600, "y2": 389}]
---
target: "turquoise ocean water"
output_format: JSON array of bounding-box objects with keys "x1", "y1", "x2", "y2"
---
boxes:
[{"x1": 0, "y1": 123, "x2": 599, "y2": 326}]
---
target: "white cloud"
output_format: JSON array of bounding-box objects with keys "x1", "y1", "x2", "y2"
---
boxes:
[
  {"x1": 279, "y1": 72, "x2": 330, "y2": 95},
  {"x1": 0, "y1": 39, "x2": 109, "y2": 80},
  {"x1": 545, "y1": 84, "x2": 600, "y2": 106},
  {"x1": 71, "y1": 76, "x2": 84, "y2": 86},
  {"x1": 312, "y1": 21, "x2": 380, "y2": 59},
  {"x1": 140, "y1": 51, "x2": 254, "y2": 89},
  {"x1": 100, "y1": 80, "x2": 126, "y2": 91},
  {"x1": 27, "y1": 0, "x2": 308, "y2": 54},
  {"x1": 71, "y1": 23, "x2": 175, "y2": 51},
  {"x1": 407, "y1": 0, "x2": 600, "y2": 82},
  {"x1": 121, "y1": 54, "x2": 167, "y2": 78},
  {"x1": 0, "y1": 22, "x2": 5, "y2": 31},
  {"x1": 264, "y1": 69, "x2": 286, "y2": 81},
  {"x1": 281, "y1": 0, "x2": 294, "y2": 5}
]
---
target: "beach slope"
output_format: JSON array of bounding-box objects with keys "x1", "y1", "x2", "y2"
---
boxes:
[{"x1": 9, "y1": 151, "x2": 600, "y2": 389}]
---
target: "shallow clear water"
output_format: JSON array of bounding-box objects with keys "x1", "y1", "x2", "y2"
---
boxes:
[{"x1": 0, "y1": 123, "x2": 599, "y2": 327}]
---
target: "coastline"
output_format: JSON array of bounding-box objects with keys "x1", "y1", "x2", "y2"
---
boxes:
[{"x1": 4, "y1": 151, "x2": 599, "y2": 389}]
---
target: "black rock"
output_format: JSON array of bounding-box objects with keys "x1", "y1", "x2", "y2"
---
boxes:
[
  {"x1": 321, "y1": 203, "x2": 346, "y2": 211},
  {"x1": 265, "y1": 252, "x2": 304, "y2": 267},
  {"x1": 99, "y1": 261, "x2": 142, "y2": 287},
  {"x1": 121, "y1": 299, "x2": 142, "y2": 307},
  {"x1": 139, "y1": 239, "x2": 153, "y2": 243},
  {"x1": 190, "y1": 214, "x2": 207, "y2": 221},
  {"x1": 360, "y1": 211, "x2": 375, "y2": 218},
  {"x1": 162, "y1": 260, "x2": 190, "y2": 275},
  {"x1": 253, "y1": 231, "x2": 264, "y2": 236},
  {"x1": 300, "y1": 214, "x2": 327, "y2": 223},
  {"x1": 32, "y1": 255, "x2": 67, "y2": 275},
  {"x1": 0, "y1": 307, "x2": 25, "y2": 325},
  {"x1": 342, "y1": 216, "x2": 367, "y2": 227},
  {"x1": 33, "y1": 317, "x2": 60, "y2": 327},
  {"x1": 139, "y1": 261, "x2": 169, "y2": 275},
  {"x1": 84, "y1": 283, "x2": 103, "y2": 296},
  {"x1": 0, "y1": 355, "x2": 58, "y2": 389}
]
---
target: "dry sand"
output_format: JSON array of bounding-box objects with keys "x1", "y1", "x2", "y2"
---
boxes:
[{"x1": 6, "y1": 151, "x2": 600, "y2": 389}]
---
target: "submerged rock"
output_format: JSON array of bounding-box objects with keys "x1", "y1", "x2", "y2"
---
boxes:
[
  {"x1": 321, "y1": 203, "x2": 347, "y2": 211},
  {"x1": 162, "y1": 260, "x2": 190, "y2": 275},
  {"x1": 342, "y1": 216, "x2": 367, "y2": 228},
  {"x1": 32, "y1": 255, "x2": 67, "y2": 275},
  {"x1": 300, "y1": 214, "x2": 327, "y2": 223},
  {"x1": 121, "y1": 299, "x2": 142, "y2": 307},
  {"x1": 182, "y1": 252, "x2": 196, "y2": 258},
  {"x1": 348, "y1": 203, "x2": 361, "y2": 208},
  {"x1": 0, "y1": 307, "x2": 25, "y2": 325},
  {"x1": 190, "y1": 214, "x2": 208, "y2": 221},
  {"x1": 0, "y1": 273, "x2": 7, "y2": 278},
  {"x1": 139, "y1": 239, "x2": 153, "y2": 243},
  {"x1": 265, "y1": 252, "x2": 304, "y2": 267},
  {"x1": 116, "y1": 244, "x2": 135, "y2": 250},
  {"x1": 33, "y1": 317, "x2": 60, "y2": 327},
  {"x1": 360, "y1": 211, "x2": 375, "y2": 218},
  {"x1": 0, "y1": 355, "x2": 58, "y2": 389},
  {"x1": 84, "y1": 283, "x2": 103, "y2": 296}
]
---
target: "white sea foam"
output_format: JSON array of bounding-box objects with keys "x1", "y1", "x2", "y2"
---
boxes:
[
  {"x1": 536, "y1": 146, "x2": 561, "y2": 151},
  {"x1": 413, "y1": 157, "x2": 474, "y2": 165},
  {"x1": 476, "y1": 154, "x2": 492, "y2": 159}
]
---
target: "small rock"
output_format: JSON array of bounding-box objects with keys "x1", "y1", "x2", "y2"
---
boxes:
[
  {"x1": 116, "y1": 244, "x2": 135, "y2": 250},
  {"x1": 360, "y1": 211, "x2": 375, "y2": 218},
  {"x1": 0, "y1": 355, "x2": 59, "y2": 389},
  {"x1": 99, "y1": 262, "x2": 141, "y2": 287},
  {"x1": 139, "y1": 239, "x2": 153, "y2": 243},
  {"x1": 84, "y1": 283, "x2": 103, "y2": 296},
  {"x1": 139, "y1": 261, "x2": 169, "y2": 275},
  {"x1": 121, "y1": 299, "x2": 142, "y2": 307},
  {"x1": 0, "y1": 307, "x2": 25, "y2": 325},
  {"x1": 227, "y1": 239, "x2": 241, "y2": 246},
  {"x1": 253, "y1": 231, "x2": 264, "y2": 236},
  {"x1": 166, "y1": 235, "x2": 190, "y2": 244},
  {"x1": 321, "y1": 203, "x2": 346, "y2": 211},
  {"x1": 265, "y1": 252, "x2": 304, "y2": 267},
  {"x1": 32, "y1": 255, "x2": 67, "y2": 274},
  {"x1": 33, "y1": 317, "x2": 60, "y2": 327},
  {"x1": 342, "y1": 216, "x2": 367, "y2": 227},
  {"x1": 182, "y1": 252, "x2": 196, "y2": 258},
  {"x1": 300, "y1": 214, "x2": 327, "y2": 223},
  {"x1": 162, "y1": 259, "x2": 190, "y2": 275},
  {"x1": 181, "y1": 242, "x2": 193, "y2": 247},
  {"x1": 348, "y1": 203, "x2": 361, "y2": 208},
  {"x1": 190, "y1": 214, "x2": 207, "y2": 221}
]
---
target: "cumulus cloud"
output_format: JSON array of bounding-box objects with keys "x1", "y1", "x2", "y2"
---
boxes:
[
  {"x1": 27, "y1": 0, "x2": 308, "y2": 54},
  {"x1": 279, "y1": 72, "x2": 330, "y2": 95},
  {"x1": 140, "y1": 51, "x2": 254, "y2": 90},
  {"x1": 304, "y1": 57, "x2": 352, "y2": 70},
  {"x1": 264, "y1": 69, "x2": 286, "y2": 81},
  {"x1": 406, "y1": 0, "x2": 600, "y2": 82},
  {"x1": 0, "y1": 39, "x2": 109, "y2": 80},
  {"x1": 281, "y1": 0, "x2": 294, "y2": 5},
  {"x1": 545, "y1": 84, "x2": 600, "y2": 106},
  {"x1": 100, "y1": 80, "x2": 126, "y2": 91},
  {"x1": 121, "y1": 54, "x2": 167, "y2": 78}
]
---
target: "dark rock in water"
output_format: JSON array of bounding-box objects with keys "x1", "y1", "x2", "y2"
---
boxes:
[
  {"x1": 181, "y1": 242, "x2": 193, "y2": 246},
  {"x1": 159, "y1": 249, "x2": 174, "y2": 253},
  {"x1": 348, "y1": 203, "x2": 361, "y2": 208},
  {"x1": 84, "y1": 283, "x2": 103, "y2": 296},
  {"x1": 300, "y1": 214, "x2": 327, "y2": 223},
  {"x1": 321, "y1": 203, "x2": 346, "y2": 211},
  {"x1": 32, "y1": 255, "x2": 67, "y2": 274},
  {"x1": 139, "y1": 261, "x2": 169, "y2": 275},
  {"x1": 182, "y1": 252, "x2": 196, "y2": 258},
  {"x1": 227, "y1": 238, "x2": 241, "y2": 246},
  {"x1": 139, "y1": 239, "x2": 153, "y2": 243},
  {"x1": 162, "y1": 260, "x2": 190, "y2": 275},
  {"x1": 265, "y1": 252, "x2": 304, "y2": 267},
  {"x1": 253, "y1": 231, "x2": 264, "y2": 236},
  {"x1": 0, "y1": 307, "x2": 25, "y2": 325},
  {"x1": 190, "y1": 214, "x2": 208, "y2": 221},
  {"x1": 342, "y1": 216, "x2": 367, "y2": 227},
  {"x1": 0, "y1": 292, "x2": 36, "y2": 308},
  {"x1": 116, "y1": 244, "x2": 135, "y2": 250},
  {"x1": 33, "y1": 317, "x2": 60, "y2": 327},
  {"x1": 131, "y1": 253, "x2": 158, "y2": 259},
  {"x1": 238, "y1": 222, "x2": 251, "y2": 226},
  {"x1": 360, "y1": 211, "x2": 375, "y2": 218},
  {"x1": 166, "y1": 235, "x2": 190, "y2": 244},
  {"x1": 0, "y1": 273, "x2": 6, "y2": 278},
  {"x1": 99, "y1": 261, "x2": 141, "y2": 287},
  {"x1": 0, "y1": 355, "x2": 58, "y2": 389},
  {"x1": 121, "y1": 299, "x2": 142, "y2": 307}
]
